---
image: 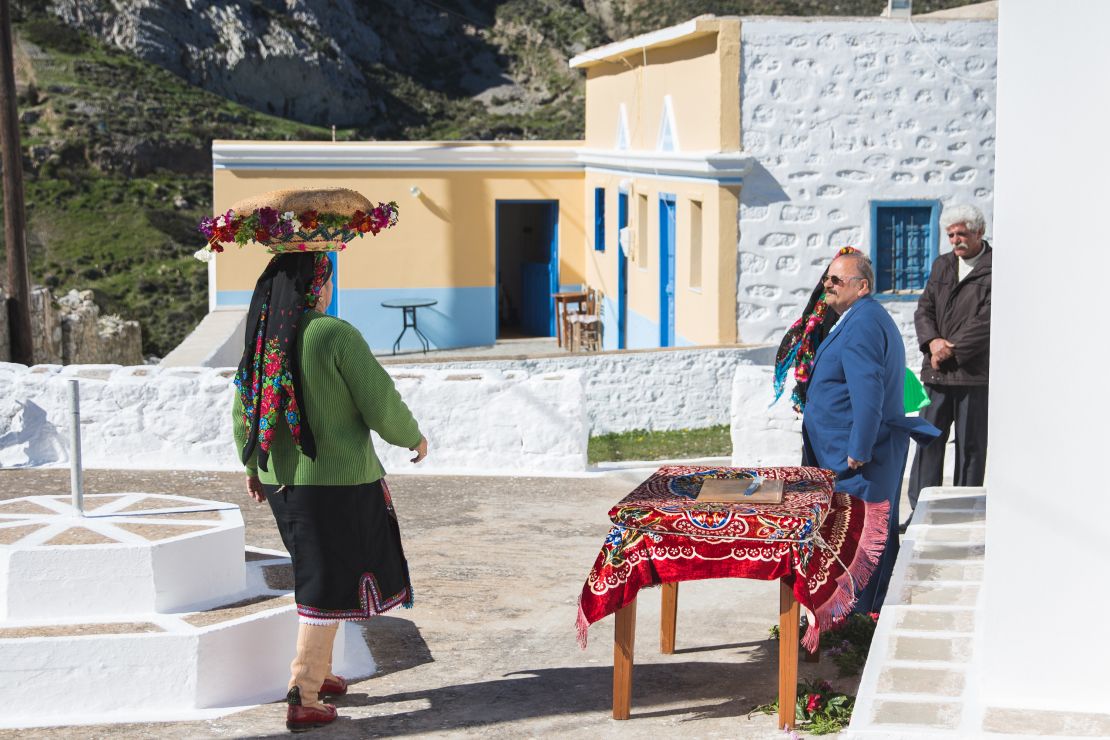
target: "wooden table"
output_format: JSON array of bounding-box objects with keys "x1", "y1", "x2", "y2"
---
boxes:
[
  {"x1": 612, "y1": 580, "x2": 801, "y2": 730},
  {"x1": 576, "y1": 466, "x2": 885, "y2": 732},
  {"x1": 552, "y1": 290, "x2": 587, "y2": 348}
]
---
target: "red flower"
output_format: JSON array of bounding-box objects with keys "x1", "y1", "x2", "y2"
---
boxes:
[
  {"x1": 806, "y1": 694, "x2": 823, "y2": 713},
  {"x1": 299, "y1": 210, "x2": 318, "y2": 230},
  {"x1": 210, "y1": 243, "x2": 224, "y2": 253},
  {"x1": 216, "y1": 219, "x2": 239, "y2": 242},
  {"x1": 254, "y1": 228, "x2": 271, "y2": 242},
  {"x1": 346, "y1": 210, "x2": 366, "y2": 231},
  {"x1": 868, "y1": 612, "x2": 880, "y2": 621}
]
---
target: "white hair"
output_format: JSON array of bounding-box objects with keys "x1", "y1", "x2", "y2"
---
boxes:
[{"x1": 940, "y1": 204, "x2": 986, "y2": 234}]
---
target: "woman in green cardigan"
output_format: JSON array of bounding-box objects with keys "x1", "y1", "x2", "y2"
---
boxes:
[{"x1": 232, "y1": 252, "x2": 427, "y2": 732}]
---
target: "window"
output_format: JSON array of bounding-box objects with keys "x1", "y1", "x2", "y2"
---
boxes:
[
  {"x1": 870, "y1": 201, "x2": 940, "y2": 294},
  {"x1": 637, "y1": 193, "x2": 649, "y2": 267},
  {"x1": 594, "y1": 188, "x2": 605, "y2": 251},
  {"x1": 689, "y1": 200, "x2": 703, "y2": 290}
]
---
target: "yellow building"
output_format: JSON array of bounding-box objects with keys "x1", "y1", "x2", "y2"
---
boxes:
[{"x1": 210, "y1": 18, "x2": 749, "y2": 352}]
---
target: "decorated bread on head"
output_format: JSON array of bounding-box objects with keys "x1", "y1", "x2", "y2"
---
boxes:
[{"x1": 195, "y1": 187, "x2": 399, "y2": 261}]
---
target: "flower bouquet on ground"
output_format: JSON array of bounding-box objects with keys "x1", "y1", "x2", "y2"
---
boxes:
[
  {"x1": 195, "y1": 187, "x2": 398, "y2": 261},
  {"x1": 749, "y1": 678, "x2": 856, "y2": 735}
]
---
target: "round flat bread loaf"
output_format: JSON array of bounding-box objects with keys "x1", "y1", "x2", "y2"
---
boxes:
[{"x1": 229, "y1": 187, "x2": 374, "y2": 215}]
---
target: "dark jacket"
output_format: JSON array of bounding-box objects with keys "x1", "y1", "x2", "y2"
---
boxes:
[{"x1": 915, "y1": 243, "x2": 992, "y2": 386}]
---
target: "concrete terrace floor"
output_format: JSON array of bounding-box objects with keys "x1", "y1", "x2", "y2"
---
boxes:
[{"x1": 0, "y1": 468, "x2": 860, "y2": 739}]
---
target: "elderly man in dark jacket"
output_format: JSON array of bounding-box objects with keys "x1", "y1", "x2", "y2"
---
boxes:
[{"x1": 907, "y1": 204, "x2": 992, "y2": 515}]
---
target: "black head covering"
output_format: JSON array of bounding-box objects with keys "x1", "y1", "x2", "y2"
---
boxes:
[{"x1": 233, "y1": 252, "x2": 332, "y2": 472}]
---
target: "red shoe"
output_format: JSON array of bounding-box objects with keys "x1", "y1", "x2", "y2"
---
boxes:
[
  {"x1": 285, "y1": 687, "x2": 337, "y2": 732},
  {"x1": 320, "y1": 675, "x2": 348, "y2": 697}
]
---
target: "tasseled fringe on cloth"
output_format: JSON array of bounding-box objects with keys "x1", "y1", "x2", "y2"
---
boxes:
[
  {"x1": 576, "y1": 601, "x2": 591, "y2": 649},
  {"x1": 801, "y1": 499, "x2": 890, "y2": 653}
]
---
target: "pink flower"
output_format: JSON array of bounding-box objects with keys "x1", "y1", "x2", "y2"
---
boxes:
[{"x1": 297, "y1": 243, "x2": 307, "y2": 251}]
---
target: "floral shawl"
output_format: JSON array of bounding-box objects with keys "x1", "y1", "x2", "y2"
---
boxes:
[
  {"x1": 772, "y1": 246, "x2": 861, "y2": 413},
  {"x1": 235, "y1": 253, "x2": 331, "y2": 472}
]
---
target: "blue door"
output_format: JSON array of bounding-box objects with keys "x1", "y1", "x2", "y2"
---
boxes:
[
  {"x1": 659, "y1": 195, "x2": 676, "y2": 347},
  {"x1": 545, "y1": 204, "x2": 560, "y2": 336},
  {"x1": 326, "y1": 251, "x2": 339, "y2": 317},
  {"x1": 871, "y1": 203, "x2": 939, "y2": 293},
  {"x1": 617, "y1": 192, "x2": 628, "y2": 349}
]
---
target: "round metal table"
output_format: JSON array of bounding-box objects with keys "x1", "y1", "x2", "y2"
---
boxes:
[{"x1": 380, "y1": 298, "x2": 437, "y2": 354}]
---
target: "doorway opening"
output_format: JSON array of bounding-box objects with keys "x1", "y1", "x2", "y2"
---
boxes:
[{"x1": 495, "y1": 201, "x2": 559, "y2": 338}]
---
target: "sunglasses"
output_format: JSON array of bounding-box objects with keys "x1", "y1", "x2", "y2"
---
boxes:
[{"x1": 823, "y1": 274, "x2": 863, "y2": 287}]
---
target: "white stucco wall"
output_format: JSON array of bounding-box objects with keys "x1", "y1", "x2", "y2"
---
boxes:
[
  {"x1": 0, "y1": 363, "x2": 587, "y2": 474},
  {"x1": 738, "y1": 16, "x2": 998, "y2": 365},
  {"x1": 985, "y1": 0, "x2": 1110, "y2": 712},
  {"x1": 392, "y1": 345, "x2": 776, "y2": 434}
]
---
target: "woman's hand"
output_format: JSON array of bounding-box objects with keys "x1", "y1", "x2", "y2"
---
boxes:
[
  {"x1": 245, "y1": 475, "x2": 265, "y2": 503},
  {"x1": 410, "y1": 435, "x2": 428, "y2": 463}
]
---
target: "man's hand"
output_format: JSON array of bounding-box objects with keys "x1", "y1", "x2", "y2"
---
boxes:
[
  {"x1": 245, "y1": 475, "x2": 265, "y2": 503},
  {"x1": 410, "y1": 435, "x2": 428, "y2": 463},
  {"x1": 847, "y1": 456, "x2": 864, "y2": 470},
  {"x1": 929, "y1": 337, "x2": 955, "y2": 369}
]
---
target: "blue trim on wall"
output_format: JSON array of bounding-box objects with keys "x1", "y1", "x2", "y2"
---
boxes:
[
  {"x1": 602, "y1": 294, "x2": 618, "y2": 351},
  {"x1": 625, "y1": 306, "x2": 659, "y2": 350},
  {"x1": 341, "y1": 287, "x2": 496, "y2": 353},
  {"x1": 216, "y1": 290, "x2": 255, "y2": 307},
  {"x1": 220, "y1": 286, "x2": 497, "y2": 352}
]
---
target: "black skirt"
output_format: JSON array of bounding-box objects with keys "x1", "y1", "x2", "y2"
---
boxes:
[{"x1": 264, "y1": 479, "x2": 413, "y2": 622}]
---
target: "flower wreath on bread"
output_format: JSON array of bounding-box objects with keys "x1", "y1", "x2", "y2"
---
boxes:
[{"x1": 195, "y1": 187, "x2": 398, "y2": 260}]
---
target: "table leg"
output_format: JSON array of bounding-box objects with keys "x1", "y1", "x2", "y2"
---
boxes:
[
  {"x1": 555, "y1": 298, "x2": 565, "y2": 348},
  {"x1": 613, "y1": 598, "x2": 637, "y2": 720},
  {"x1": 660, "y1": 582, "x2": 678, "y2": 654},
  {"x1": 778, "y1": 579, "x2": 799, "y2": 731}
]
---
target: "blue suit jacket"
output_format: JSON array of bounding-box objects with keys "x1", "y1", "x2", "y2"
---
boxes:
[{"x1": 802, "y1": 295, "x2": 939, "y2": 504}]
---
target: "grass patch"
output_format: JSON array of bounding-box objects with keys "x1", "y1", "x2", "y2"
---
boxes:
[{"x1": 588, "y1": 425, "x2": 731, "y2": 465}]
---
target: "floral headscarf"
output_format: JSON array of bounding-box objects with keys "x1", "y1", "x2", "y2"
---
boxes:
[
  {"x1": 235, "y1": 252, "x2": 332, "y2": 471},
  {"x1": 772, "y1": 246, "x2": 861, "y2": 412}
]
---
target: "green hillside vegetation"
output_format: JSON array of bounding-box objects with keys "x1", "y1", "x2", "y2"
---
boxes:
[{"x1": 13, "y1": 17, "x2": 337, "y2": 356}]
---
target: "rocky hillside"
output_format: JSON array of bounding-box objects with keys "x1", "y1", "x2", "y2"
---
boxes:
[{"x1": 5, "y1": 0, "x2": 980, "y2": 359}]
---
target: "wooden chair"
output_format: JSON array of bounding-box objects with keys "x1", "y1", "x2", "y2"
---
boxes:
[{"x1": 569, "y1": 288, "x2": 602, "y2": 352}]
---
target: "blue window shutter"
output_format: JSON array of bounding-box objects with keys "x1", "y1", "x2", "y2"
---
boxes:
[
  {"x1": 594, "y1": 188, "x2": 606, "y2": 251},
  {"x1": 873, "y1": 204, "x2": 936, "y2": 292}
]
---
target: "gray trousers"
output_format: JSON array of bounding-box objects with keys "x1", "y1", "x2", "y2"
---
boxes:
[{"x1": 907, "y1": 384, "x2": 989, "y2": 511}]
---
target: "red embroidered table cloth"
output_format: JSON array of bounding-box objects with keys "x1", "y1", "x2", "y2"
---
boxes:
[{"x1": 576, "y1": 465, "x2": 889, "y2": 651}]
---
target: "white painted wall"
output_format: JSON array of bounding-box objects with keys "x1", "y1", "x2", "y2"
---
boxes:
[
  {"x1": 0, "y1": 363, "x2": 587, "y2": 474},
  {"x1": 738, "y1": 16, "x2": 998, "y2": 366},
  {"x1": 392, "y1": 345, "x2": 776, "y2": 434},
  {"x1": 985, "y1": 0, "x2": 1110, "y2": 711}
]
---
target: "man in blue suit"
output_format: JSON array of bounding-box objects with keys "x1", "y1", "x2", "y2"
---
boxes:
[{"x1": 801, "y1": 252, "x2": 939, "y2": 613}]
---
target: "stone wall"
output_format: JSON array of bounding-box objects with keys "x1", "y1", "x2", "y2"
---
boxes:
[
  {"x1": 738, "y1": 17, "x2": 998, "y2": 366},
  {"x1": 28, "y1": 286, "x2": 62, "y2": 364},
  {"x1": 391, "y1": 344, "x2": 777, "y2": 434},
  {"x1": 0, "y1": 364, "x2": 587, "y2": 474},
  {"x1": 0, "y1": 287, "x2": 141, "y2": 365},
  {"x1": 56, "y1": 290, "x2": 142, "y2": 365}
]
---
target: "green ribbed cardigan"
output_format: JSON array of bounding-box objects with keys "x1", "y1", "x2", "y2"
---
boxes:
[{"x1": 231, "y1": 311, "x2": 422, "y2": 485}]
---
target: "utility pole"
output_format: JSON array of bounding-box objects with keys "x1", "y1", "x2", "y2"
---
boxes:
[{"x1": 0, "y1": 0, "x2": 32, "y2": 365}]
